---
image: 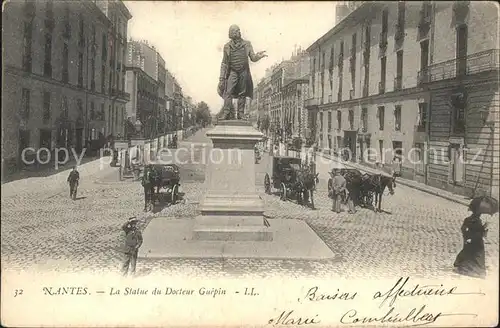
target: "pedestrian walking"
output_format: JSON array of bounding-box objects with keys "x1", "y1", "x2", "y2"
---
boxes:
[
  {"x1": 141, "y1": 165, "x2": 156, "y2": 212},
  {"x1": 121, "y1": 217, "x2": 143, "y2": 276},
  {"x1": 67, "y1": 166, "x2": 80, "y2": 200},
  {"x1": 453, "y1": 212, "x2": 488, "y2": 278}
]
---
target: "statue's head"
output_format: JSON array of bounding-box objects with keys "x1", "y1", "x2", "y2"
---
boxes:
[{"x1": 228, "y1": 24, "x2": 241, "y2": 40}]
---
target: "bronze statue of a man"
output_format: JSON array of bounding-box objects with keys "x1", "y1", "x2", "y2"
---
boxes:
[{"x1": 218, "y1": 25, "x2": 267, "y2": 120}]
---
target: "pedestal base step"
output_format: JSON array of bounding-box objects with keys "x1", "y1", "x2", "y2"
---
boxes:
[
  {"x1": 195, "y1": 215, "x2": 265, "y2": 226},
  {"x1": 139, "y1": 218, "x2": 336, "y2": 260},
  {"x1": 193, "y1": 226, "x2": 273, "y2": 242}
]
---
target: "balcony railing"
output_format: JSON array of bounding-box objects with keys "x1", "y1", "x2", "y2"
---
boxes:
[
  {"x1": 418, "y1": 49, "x2": 500, "y2": 83},
  {"x1": 378, "y1": 81, "x2": 385, "y2": 94},
  {"x1": 305, "y1": 98, "x2": 320, "y2": 107},
  {"x1": 416, "y1": 123, "x2": 426, "y2": 133},
  {"x1": 349, "y1": 89, "x2": 355, "y2": 100},
  {"x1": 111, "y1": 89, "x2": 131, "y2": 101},
  {"x1": 394, "y1": 76, "x2": 402, "y2": 91}
]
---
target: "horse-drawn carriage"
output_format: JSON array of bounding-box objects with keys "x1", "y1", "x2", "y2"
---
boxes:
[
  {"x1": 145, "y1": 163, "x2": 181, "y2": 206},
  {"x1": 264, "y1": 156, "x2": 318, "y2": 207},
  {"x1": 330, "y1": 167, "x2": 396, "y2": 213}
]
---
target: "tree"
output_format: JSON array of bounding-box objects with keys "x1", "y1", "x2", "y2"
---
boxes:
[{"x1": 195, "y1": 101, "x2": 212, "y2": 127}]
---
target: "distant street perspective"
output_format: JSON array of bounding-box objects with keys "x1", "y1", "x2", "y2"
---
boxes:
[{"x1": 2, "y1": 128, "x2": 498, "y2": 279}]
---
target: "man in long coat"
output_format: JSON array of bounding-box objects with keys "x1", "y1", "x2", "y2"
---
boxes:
[{"x1": 218, "y1": 25, "x2": 267, "y2": 120}]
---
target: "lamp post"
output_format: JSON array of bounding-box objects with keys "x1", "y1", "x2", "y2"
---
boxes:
[
  {"x1": 479, "y1": 108, "x2": 496, "y2": 197},
  {"x1": 134, "y1": 119, "x2": 144, "y2": 167}
]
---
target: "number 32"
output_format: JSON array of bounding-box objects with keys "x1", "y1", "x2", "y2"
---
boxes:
[{"x1": 14, "y1": 289, "x2": 23, "y2": 297}]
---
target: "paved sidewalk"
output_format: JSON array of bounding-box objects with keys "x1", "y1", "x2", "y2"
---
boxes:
[
  {"x1": 1, "y1": 156, "x2": 113, "y2": 199},
  {"x1": 316, "y1": 152, "x2": 471, "y2": 207}
]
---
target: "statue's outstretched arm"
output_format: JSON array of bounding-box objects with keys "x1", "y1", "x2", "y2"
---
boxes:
[{"x1": 248, "y1": 42, "x2": 266, "y2": 62}]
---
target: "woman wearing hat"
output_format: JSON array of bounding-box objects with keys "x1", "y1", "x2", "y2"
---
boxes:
[{"x1": 453, "y1": 203, "x2": 488, "y2": 278}]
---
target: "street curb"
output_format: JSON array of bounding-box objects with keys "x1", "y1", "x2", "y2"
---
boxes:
[
  {"x1": 391, "y1": 179, "x2": 470, "y2": 207},
  {"x1": 316, "y1": 152, "x2": 470, "y2": 208}
]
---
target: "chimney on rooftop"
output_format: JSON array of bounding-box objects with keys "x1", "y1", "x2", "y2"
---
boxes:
[{"x1": 335, "y1": 2, "x2": 351, "y2": 25}]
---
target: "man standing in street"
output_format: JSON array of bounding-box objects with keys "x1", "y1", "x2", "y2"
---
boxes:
[
  {"x1": 121, "y1": 217, "x2": 143, "y2": 277},
  {"x1": 330, "y1": 168, "x2": 347, "y2": 213},
  {"x1": 141, "y1": 165, "x2": 156, "y2": 212},
  {"x1": 67, "y1": 166, "x2": 80, "y2": 200}
]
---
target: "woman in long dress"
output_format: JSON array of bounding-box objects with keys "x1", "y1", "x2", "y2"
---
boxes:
[{"x1": 454, "y1": 212, "x2": 488, "y2": 278}]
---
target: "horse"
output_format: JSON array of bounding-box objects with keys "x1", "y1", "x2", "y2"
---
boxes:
[{"x1": 360, "y1": 173, "x2": 396, "y2": 212}]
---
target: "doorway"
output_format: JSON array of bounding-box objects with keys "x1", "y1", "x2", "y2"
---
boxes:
[
  {"x1": 39, "y1": 129, "x2": 52, "y2": 149},
  {"x1": 344, "y1": 130, "x2": 357, "y2": 161},
  {"x1": 18, "y1": 129, "x2": 31, "y2": 165},
  {"x1": 75, "y1": 128, "x2": 83, "y2": 154}
]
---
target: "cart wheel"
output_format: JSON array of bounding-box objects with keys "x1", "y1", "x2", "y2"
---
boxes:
[
  {"x1": 171, "y1": 184, "x2": 179, "y2": 204},
  {"x1": 280, "y1": 182, "x2": 287, "y2": 201},
  {"x1": 264, "y1": 173, "x2": 271, "y2": 194}
]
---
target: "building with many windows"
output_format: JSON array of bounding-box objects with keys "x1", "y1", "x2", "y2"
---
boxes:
[
  {"x1": 281, "y1": 50, "x2": 310, "y2": 145},
  {"x1": 419, "y1": 1, "x2": 499, "y2": 198},
  {"x1": 173, "y1": 81, "x2": 184, "y2": 131},
  {"x1": 306, "y1": 1, "x2": 499, "y2": 198},
  {"x1": 164, "y1": 70, "x2": 176, "y2": 133},
  {"x1": 125, "y1": 40, "x2": 164, "y2": 139},
  {"x1": 2, "y1": 0, "x2": 131, "y2": 172}
]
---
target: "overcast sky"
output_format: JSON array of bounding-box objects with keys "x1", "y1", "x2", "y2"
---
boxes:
[{"x1": 126, "y1": 1, "x2": 337, "y2": 113}]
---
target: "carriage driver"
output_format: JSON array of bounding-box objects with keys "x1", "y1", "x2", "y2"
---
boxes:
[{"x1": 329, "y1": 168, "x2": 356, "y2": 214}]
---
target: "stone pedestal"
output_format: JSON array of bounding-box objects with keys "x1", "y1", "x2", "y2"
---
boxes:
[{"x1": 193, "y1": 120, "x2": 272, "y2": 241}]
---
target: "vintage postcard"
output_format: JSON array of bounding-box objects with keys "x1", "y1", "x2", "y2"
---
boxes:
[{"x1": 1, "y1": 0, "x2": 499, "y2": 327}]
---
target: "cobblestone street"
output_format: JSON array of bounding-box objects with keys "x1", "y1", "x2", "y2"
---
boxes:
[{"x1": 2, "y1": 129, "x2": 498, "y2": 280}]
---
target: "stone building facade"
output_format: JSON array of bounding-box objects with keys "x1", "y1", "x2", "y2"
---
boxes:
[
  {"x1": 305, "y1": 1, "x2": 499, "y2": 198},
  {"x1": 2, "y1": 0, "x2": 131, "y2": 171},
  {"x1": 421, "y1": 1, "x2": 499, "y2": 198}
]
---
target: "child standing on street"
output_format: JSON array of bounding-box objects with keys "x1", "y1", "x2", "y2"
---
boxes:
[{"x1": 121, "y1": 217, "x2": 143, "y2": 276}]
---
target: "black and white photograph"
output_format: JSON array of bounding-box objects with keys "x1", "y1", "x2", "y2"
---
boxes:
[{"x1": 1, "y1": 1, "x2": 499, "y2": 326}]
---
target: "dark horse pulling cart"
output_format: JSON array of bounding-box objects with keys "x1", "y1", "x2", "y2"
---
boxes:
[
  {"x1": 264, "y1": 156, "x2": 318, "y2": 208},
  {"x1": 148, "y1": 163, "x2": 181, "y2": 205},
  {"x1": 338, "y1": 168, "x2": 396, "y2": 212}
]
